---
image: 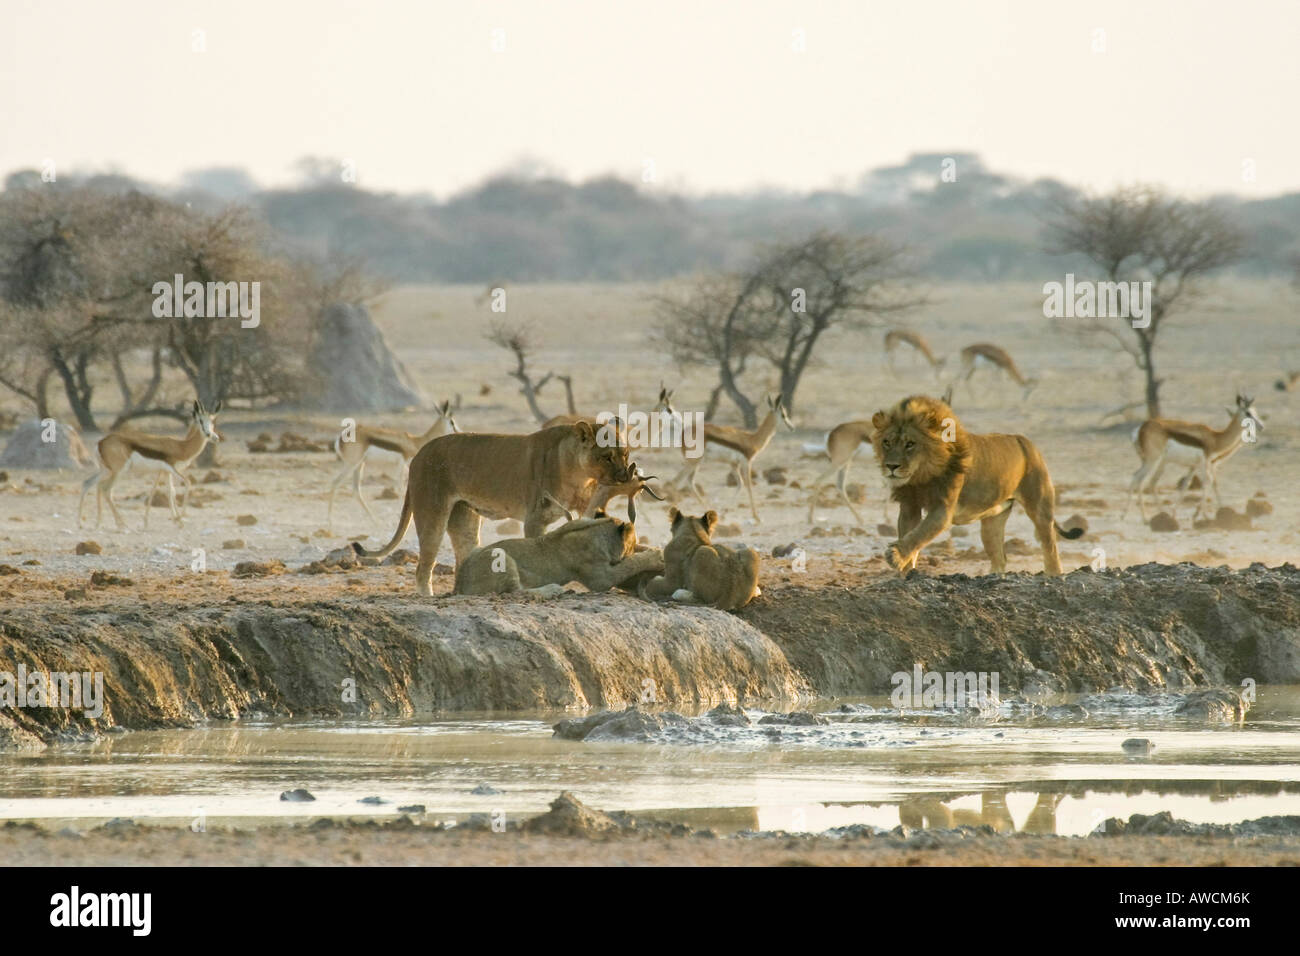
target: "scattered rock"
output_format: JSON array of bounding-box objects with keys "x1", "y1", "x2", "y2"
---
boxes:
[
  {"x1": 553, "y1": 707, "x2": 690, "y2": 742},
  {"x1": 1059, "y1": 513, "x2": 1088, "y2": 535},
  {"x1": 757, "y1": 711, "x2": 828, "y2": 726},
  {"x1": 377, "y1": 486, "x2": 400, "y2": 500},
  {"x1": 706, "y1": 702, "x2": 751, "y2": 727},
  {"x1": 763, "y1": 467, "x2": 788, "y2": 485},
  {"x1": 470, "y1": 783, "x2": 503, "y2": 796},
  {"x1": 0, "y1": 420, "x2": 94, "y2": 470},
  {"x1": 397, "y1": 805, "x2": 426, "y2": 814},
  {"x1": 1176, "y1": 688, "x2": 1247, "y2": 723},
  {"x1": 771, "y1": 542, "x2": 799, "y2": 558},
  {"x1": 232, "y1": 559, "x2": 286, "y2": 578},
  {"x1": 1121, "y1": 738, "x2": 1155, "y2": 753},
  {"x1": 201, "y1": 470, "x2": 225, "y2": 484},
  {"x1": 382, "y1": 549, "x2": 419, "y2": 567},
  {"x1": 523, "y1": 792, "x2": 622, "y2": 836},
  {"x1": 1246, "y1": 498, "x2": 1273, "y2": 518},
  {"x1": 222, "y1": 539, "x2": 245, "y2": 550},
  {"x1": 1149, "y1": 512, "x2": 1179, "y2": 533},
  {"x1": 876, "y1": 524, "x2": 895, "y2": 537},
  {"x1": 713, "y1": 523, "x2": 742, "y2": 538},
  {"x1": 236, "y1": 514, "x2": 258, "y2": 526},
  {"x1": 74, "y1": 540, "x2": 102, "y2": 556},
  {"x1": 280, "y1": 788, "x2": 316, "y2": 802},
  {"x1": 0, "y1": 565, "x2": 19, "y2": 575},
  {"x1": 63, "y1": 588, "x2": 85, "y2": 600},
  {"x1": 89, "y1": 570, "x2": 133, "y2": 587},
  {"x1": 358, "y1": 795, "x2": 389, "y2": 805}
]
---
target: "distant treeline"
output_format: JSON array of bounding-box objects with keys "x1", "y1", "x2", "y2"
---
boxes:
[{"x1": 5, "y1": 152, "x2": 1297, "y2": 283}]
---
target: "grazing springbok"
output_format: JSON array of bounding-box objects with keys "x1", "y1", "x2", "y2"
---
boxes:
[
  {"x1": 1124, "y1": 394, "x2": 1263, "y2": 522},
  {"x1": 957, "y1": 343, "x2": 1037, "y2": 398},
  {"x1": 884, "y1": 329, "x2": 945, "y2": 378},
  {"x1": 79, "y1": 400, "x2": 221, "y2": 531},
  {"x1": 671, "y1": 393, "x2": 793, "y2": 523},
  {"x1": 327, "y1": 399, "x2": 458, "y2": 532}
]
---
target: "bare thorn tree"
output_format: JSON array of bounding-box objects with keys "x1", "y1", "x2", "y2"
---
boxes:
[
  {"x1": 1046, "y1": 185, "x2": 1245, "y2": 418},
  {"x1": 487, "y1": 321, "x2": 567, "y2": 424}
]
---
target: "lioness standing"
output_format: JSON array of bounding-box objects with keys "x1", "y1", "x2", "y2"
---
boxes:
[
  {"x1": 871, "y1": 395, "x2": 1082, "y2": 575},
  {"x1": 353, "y1": 423, "x2": 633, "y2": 595},
  {"x1": 641, "y1": 508, "x2": 760, "y2": 611}
]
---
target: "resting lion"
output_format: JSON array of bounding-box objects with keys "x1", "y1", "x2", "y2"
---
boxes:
[
  {"x1": 871, "y1": 395, "x2": 1083, "y2": 575},
  {"x1": 641, "y1": 508, "x2": 760, "y2": 611},
  {"x1": 353, "y1": 423, "x2": 634, "y2": 595},
  {"x1": 454, "y1": 513, "x2": 664, "y2": 597}
]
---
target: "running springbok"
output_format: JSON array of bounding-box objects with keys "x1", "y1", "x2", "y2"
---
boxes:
[
  {"x1": 79, "y1": 400, "x2": 221, "y2": 531},
  {"x1": 327, "y1": 400, "x2": 458, "y2": 531},
  {"x1": 884, "y1": 329, "x2": 944, "y2": 378},
  {"x1": 671, "y1": 393, "x2": 793, "y2": 523},
  {"x1": 1123, "y1": 393, "x2": 1263, "y2": 522}
]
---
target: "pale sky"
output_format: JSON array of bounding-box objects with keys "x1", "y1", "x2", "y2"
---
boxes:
[{"x1": 3, "y1": 0, "x2": 1297, "y2": 198}]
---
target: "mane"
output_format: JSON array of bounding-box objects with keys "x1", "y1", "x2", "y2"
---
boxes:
[{"x1": 877, "y1": 394, "x2": 972, "y2": 490}]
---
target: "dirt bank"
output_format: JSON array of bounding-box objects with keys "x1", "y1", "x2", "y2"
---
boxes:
[
  {"x1": 2, "y1": 563, "x2": 1299, "y2": 748},
  {"x1": 743, "y1": 562, "x2": 1300, "y2": 695}
]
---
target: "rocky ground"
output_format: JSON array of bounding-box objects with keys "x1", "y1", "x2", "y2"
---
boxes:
[{"x1": 3, "y1": 794, "x2": 1298, "y2": 866}]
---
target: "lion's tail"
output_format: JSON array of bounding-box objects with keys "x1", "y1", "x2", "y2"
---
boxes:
[
  {"x1": 352, "y1": 483, "x2": 413, "y2": 560},
  {"x1": 1054, "y1": 521, "x2": 1085, "y2": 540}
]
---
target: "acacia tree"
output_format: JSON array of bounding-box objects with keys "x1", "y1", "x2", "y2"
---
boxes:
[
  {"x1": 486, "y1": 322, "x2": 575, "y2": 423},
  {"x1": 652, "y1": 231, "x2": 920, "y2": 427},
  {"x1": 1046, "y1": 186, "x2": 1245, "y2": 418}
]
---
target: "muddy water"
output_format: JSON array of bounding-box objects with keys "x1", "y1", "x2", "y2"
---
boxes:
[{"x1": 3, "y1": 689, "x2": 1298, "y2": 837}]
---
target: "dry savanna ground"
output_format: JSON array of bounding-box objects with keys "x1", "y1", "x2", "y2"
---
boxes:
[{"x1": 1, "y1": 279, "x2": 1297, "y2": 601}]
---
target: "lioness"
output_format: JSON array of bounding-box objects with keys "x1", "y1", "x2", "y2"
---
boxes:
[
  {"x1": 641, "y1": 508, "x2": 760, "y2": 611},
  {"x1": 353, "y1": 423, "x2": 633, "y2": 594},
  {"x1": 454, "y1": 513, "x2": 664, "y2": 597},
  {"x1": 871, "y1": 395, "x2": 1083, "y2": 575}
]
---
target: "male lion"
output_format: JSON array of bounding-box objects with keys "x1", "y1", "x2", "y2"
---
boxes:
[
  {"x1": 353, "y1": 423, "x2": 633, "y2": 595},
  {"x1": 871, "y1": 395, "x2": 1083, "y2": 575},
  {"x1": 453, "y1": 514, "x2": 664, "y2": 597},
  {"x1": 641, "y1": 508, "x2": 760, "y2": 611}
]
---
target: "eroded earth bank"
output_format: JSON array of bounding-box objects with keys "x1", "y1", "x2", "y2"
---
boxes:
[{"x1": 3, "y1": 562, "x2": 1297, "y2": 749}]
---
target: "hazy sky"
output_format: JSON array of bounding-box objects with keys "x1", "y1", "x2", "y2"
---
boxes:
[{"x1": 4, "y1": 0, "x2": 1297, "y2": 197}]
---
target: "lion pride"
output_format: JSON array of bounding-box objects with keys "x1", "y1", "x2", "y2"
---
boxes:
[{"x1": 871, "y1": 395, "x2": 1083, "y2": 575}]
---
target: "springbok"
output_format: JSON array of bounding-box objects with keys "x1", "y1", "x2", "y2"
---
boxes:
[
  {"x1": 957, "y1": 343, "x2": 1036, "y2": 399},
  {"x1": 327, "y1": 399, "x2": 458, "y2": 531},
  {"x1": 884, "y1": 329, "x2": 944, "y2": 378},
  {"x1": 79, "y1": 400, "x2": 221, "y2": 531},
  {"x1": 671, "y1": 393, "x2": 793, "y2": 523},
  {"x1": 1124, "y1": 394, "x2": 1263, "y2": 522}
]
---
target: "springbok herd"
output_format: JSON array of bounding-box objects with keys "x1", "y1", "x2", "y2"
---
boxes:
[{"x1": 73, "y1": 328, "x2": 1265, "y2": 595}]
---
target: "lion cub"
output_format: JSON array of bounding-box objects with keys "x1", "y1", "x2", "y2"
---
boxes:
[
  {"x1": 453, "y1": 513, "x2": 664, "y2": 597},
  {"x1": 641, "y1": 509, "x2": 760, "y2": 611}
]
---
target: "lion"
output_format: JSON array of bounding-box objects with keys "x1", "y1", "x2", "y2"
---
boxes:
[
  {"x1": 453, "y1": 512, "x2": 665, "y2": 597},
  {"x1": 352, "y1": 423, "x2": 634, "y2": 595},
  {"x1": 870, "y1": 395, "x2": 1083, "y2": 575},
  {"x1": 640, "y1": 508, "x2": 760, "y2": 611}
]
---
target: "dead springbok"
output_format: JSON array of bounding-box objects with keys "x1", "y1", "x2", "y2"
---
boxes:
[
  {"x1": 671, "y1": 393, "x2": 793, "y2": 523},
  {"x1": 1124, "y1": 394, "x2": 1263, "y2": 522},
  {"x1": 79, "y1": 400, "x2": 221, "y2": 531},
  {"x1": 884, "y1": 329, "x2": 944, "y2": 378},
  {"x1": 327, "y1": 399, "x2": 458, "y2": 531}
]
